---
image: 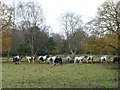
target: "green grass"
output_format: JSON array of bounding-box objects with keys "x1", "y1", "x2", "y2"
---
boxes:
[{"x1": 2, "y1": 60, "x2": 118, "y2": 88}]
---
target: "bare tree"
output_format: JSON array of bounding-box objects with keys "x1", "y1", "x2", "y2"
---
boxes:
[
  {"x1": 16, "y1": 1, "x2": 48, "y2": 56},
  {"x1": 0, "y1": 1, "x2": 13, "y2": 30},
  {"x1": 85, "y1": 0, "x2": 120, "y2": 55},
  {"x1": 60, "y1": 11, "x2": 83, "y2": 55}
]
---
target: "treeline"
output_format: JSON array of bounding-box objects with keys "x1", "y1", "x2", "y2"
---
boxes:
[{"x1": 1, "y1": 0, "x2": 120, "y2": 57}]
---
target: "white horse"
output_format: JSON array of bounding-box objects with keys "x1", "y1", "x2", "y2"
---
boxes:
[
  {"x1": 25, "y1": 56, "x2": 35, "y2": 63},
  {"x1": 100, "y1": 55, "x2": 107, "y2": 63},
  {"x1": 74, "y1": 56, "x2": 84, "y2": 64}
]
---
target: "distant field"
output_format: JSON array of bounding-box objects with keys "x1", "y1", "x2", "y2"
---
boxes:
[{"x1": 2, "y1": 60, "x2": 118, "y2": 88}]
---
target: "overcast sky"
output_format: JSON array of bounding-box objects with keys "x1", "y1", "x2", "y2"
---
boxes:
[{"x1": 2, "y1": 0, "x2": 106, "y2": 34}]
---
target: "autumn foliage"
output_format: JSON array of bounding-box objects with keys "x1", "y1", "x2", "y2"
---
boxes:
[{"x1": 2, "y1": 31, "x2": 11, "y2": 53}]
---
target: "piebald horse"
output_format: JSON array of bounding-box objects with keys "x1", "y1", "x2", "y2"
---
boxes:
[
  {"x1": 99, "y1": 55, "x2": 107, "y2": 63},
  {"x1": 74, "y1": 56, "x2": 93, "y2": 64},
  {"x1": 26, "y1": 56, "x2": 35, "y2": 63},
  {"x1": 38, "y1": 55, "x2": 49, "y2": 63},
  {"x1": 13, "y1": 55, "x2": 23, "y2": 64}
]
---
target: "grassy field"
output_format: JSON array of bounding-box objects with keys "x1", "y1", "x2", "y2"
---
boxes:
[{"x1": 2, "y1": 60, "x2": 118, "y2": 88}]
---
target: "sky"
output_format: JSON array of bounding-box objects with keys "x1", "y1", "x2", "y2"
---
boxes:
[{"x1": 2, "y1": 0, "x2": 106, "y2": 34}]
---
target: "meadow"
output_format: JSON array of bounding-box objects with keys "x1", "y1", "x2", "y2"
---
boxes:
[{"x1": 2, "y1": 58, "x2": 119, "y2": 88}]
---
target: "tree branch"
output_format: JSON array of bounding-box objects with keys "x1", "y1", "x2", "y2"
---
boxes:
[{"x1": 108, "y1": 44, "x2": 117, "y2": 50}]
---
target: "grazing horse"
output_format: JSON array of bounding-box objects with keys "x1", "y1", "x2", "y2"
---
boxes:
[
  {"x1": 26, "y1": 56, "x2": 35, "y2": 63},
  {"x1": 47, "y1": 56, "x2": 62, "y2": 65},
  {"x1": 47, "y1": 57, "x2": 53, "y2": 64},
  {"x1": 13, "y1": 55, "x2": 23, "y2": 64},
  {"x1": 99, "y1": 55, "x2": 107, "y2": 63},
  {"x1": 84, "y1": 56, "x2": 93, "y2": 63},
  {"x1": 74, "y1": 56, "x2": 84, "y2": 64},
  {"x1": 53, "y1": 56, "x2": 62, "y2": 66},
  {"x1": 113, "y1": 56, "x2": 120, "y2": 63},
  {"x1": 38, "y1": 55, "x2": 49, "y2": 63},
  {"x1": 66, "y1": 56, "x2": 72, "y2": 63}
]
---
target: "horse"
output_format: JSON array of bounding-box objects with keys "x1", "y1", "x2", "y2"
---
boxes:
[
  {"x1": 74, "y1": 56, "x2": 84, "y2": 64},
  {"x1": 53, "y1": 56, "x2": 62, "y2": 66},
  {"x1": 113, "y1": 56, "x2": 120, "y2": 63},
  {"x1": 13, "y1": 55, "x2": 23, "y2": 64},
  {"x1": 66, "y1": 56, "x2": 72, "y2": 63},
  {"x1": 99, "y1": 55, "x2": 107, "y2": 63},
  {"x1": 74, "y1": 56, "x2": 93, "y2": 64},
  {"x1": 25, "y1": 56, "x2": 35, "y2": 63},
  {"x1": 47, "y1": 56, "x2": 62, "y2": 65},
  {"x1": 84, "y1": 56, "x2": 93, "y2": 63},
  {"x1": 47, "y1": 57, "x2": 53, "y2": 64},
  {"x1": 38, "y1": 55, "x2": 49, "y2": 63}
]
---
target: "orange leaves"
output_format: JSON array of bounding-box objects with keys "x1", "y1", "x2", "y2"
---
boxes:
[{"x1": 2, "y1": 31, "x2": 11, "y2": 53}]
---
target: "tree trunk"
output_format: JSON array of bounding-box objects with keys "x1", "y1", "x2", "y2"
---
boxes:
[
  {"x1": 68, "y1": 43, "x2": 76, "y2": 60},
  {"x1": 31, "y1": 36, "x2": 34, "y2": 56},
  {"x1": 68, "y1": 43, "x2": 76, "y2": 55},
  {"x1": 33, "y1": 49, "x2": 39, "y2": 57},
  {"x1": 7, "y1": 47, "x2": 10, "y2": 62}
]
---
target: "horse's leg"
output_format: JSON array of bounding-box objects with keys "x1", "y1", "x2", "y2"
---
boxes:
[
  {"x1": 18, "y1": 61, "x2": 20, "y2": 64},
  {"x1": 86, "y1": 59, "x2": 88, "y2": 63},
  {"x1": 99, "y1": 59, "x2": 101, "y2": 63},
  {"x1": 74, "y1": 59, "x2": 76, "y2": 64},
  {"x1": 79, "y1": 59, "x2": 82, "y2": 64},
  {"x1": 105, "y1": 60, "x2": 107, "y2": 63},
  {"x1": 14, "y1": 62, "x2": 16, "y2": 64},
  {"x1": 50, "y1": 59, "x2": 53, "y2": 64},
  {"x1": 100, "y1": 59, "x2": 103, "y2": 63},
  {"x1": 44, "y1": 60, "x2": 46, "y2": 63},
  {"x1": 87, "y1": 60, "x2": 89, "y2": 63},
  {"x1": 32, "y1": 60, "x2": 34, "y2": 63},
  {"x1": 91, "y1": 58, "x2": 93, "y2": 63},
  {"x1": 49, "y1": 61, "x2": 51, "y2": 64},
  {"x1": 103, "y1": 60, "x2": 105, "y2": 63},
  {"x1": 53, "y1": 62, "x2": 56, "y2": 66},
  {"x1": 40, "y1": 60, "x2": 42, "y2": 64},
  {"x1": 28, "y1": 59, "x2": 30, "y2": 63}
]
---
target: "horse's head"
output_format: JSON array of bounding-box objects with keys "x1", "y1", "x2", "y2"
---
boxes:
[
  {"x1": 46, "y1": 55, "x2": 49, "y2": 58},
  {"x1": 20, "y1": 56, "x2": 23, "y2": 61}
]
